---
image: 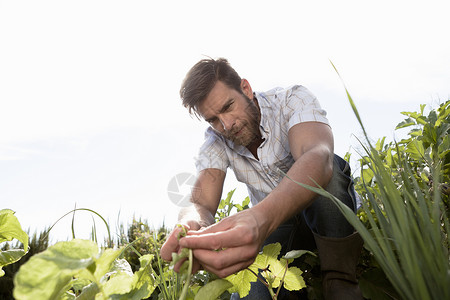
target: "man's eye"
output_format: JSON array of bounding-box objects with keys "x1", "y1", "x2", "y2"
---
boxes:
[{"x1": 224, "y1": 102, "x2": 233, "y2": 111}]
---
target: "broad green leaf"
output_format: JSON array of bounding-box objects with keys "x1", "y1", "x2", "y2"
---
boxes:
[
  {"x1": 194, "y1": 279, "x2": 233, "y2": 300},
  {"x1": 75, "y1": 282, "x2": 100, "y2": 300},
  {"x1": 97, "y1": 255, "x2": 156, "y2": 300},
  {"x1": 405, "y1": 140, "x2": 425, "y2": 161},
  {"x1": 282, "y1": 266, "x2": 305, "y2": 291},
  {"x1": 93, "y1": 248, "x2": 124, "y2": 280},
  {"x1": 395, "y1": 117, "x2": 416, "y2": 129},
  {"x1": 409, "y1": 128, "x2": 423, "y2": 137},
  {"x1": 128, "y1": 254, "x2": 156, "y2": 299},
  {"x1": 71, "y1": 277, "x2": 92, "y2": 294},
  {"x1": 0, "y1": 209, "x2": 29, "y2": 251},
  {"x1": 251, "y1": 243, "x2": 281, "y2": 272},
  {"x1": 401, "y1": 111, "x2": 423, "y2": 121},
  {"x1": 111, "y1": 258, "x2": 134, "y2": 275},
  {"x1": 265, "y1": 258, "x2": 286, "y2": 288},
  {"x1": 0, "y1": 249, "x2": 27, "y2": 276},
  {"x1": 13, "y1": 239, "x2": 98, "y2": 300},
  {"x1": 102, "y1": 271, "x2": 134, "y2": 296},
  {"x1": 361, "y1": 168, "x2": 374, "y2": 185},
  {"x1": 226, "y1": 268, "x2": 258, "y2": 298}
]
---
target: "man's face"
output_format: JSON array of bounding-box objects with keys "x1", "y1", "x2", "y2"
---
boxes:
[{"x1": 197, "y1": 80, "x2": 260, "y2": 147}]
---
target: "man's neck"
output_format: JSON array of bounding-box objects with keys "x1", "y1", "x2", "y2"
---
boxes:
[{"x1": 246, "y1": 136, "x2": 264, "y2": 160}]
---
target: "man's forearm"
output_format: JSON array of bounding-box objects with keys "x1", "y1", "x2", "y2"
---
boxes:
[
  {"x1": 178, "y1": 204, "x2": 216, "y2": 229},
  {"x1": 253, "y1": 146, "x2": 334, "y2": 238},
  {"x1": 177, "y1": 168, "x2": 225, "y2": 229}
]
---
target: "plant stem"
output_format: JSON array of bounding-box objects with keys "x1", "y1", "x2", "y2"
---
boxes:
[
  {"x1": 247, "y1": 267, "x2": 277, "y2": 299},
  {"x1": 275, "y1": 260, "x2": 289, "y2": 298},
  {"x1": 179, "y1": 248, "x2": 193, "y2": 300}
]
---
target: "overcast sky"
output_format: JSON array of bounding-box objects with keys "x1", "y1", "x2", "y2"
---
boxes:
[{"x1": 1, "y1": 0, "x2": 449, "y2": 243}]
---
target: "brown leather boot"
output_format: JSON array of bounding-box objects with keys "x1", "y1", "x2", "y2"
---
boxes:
[{"x1": 314, "y1": 232, "x2": 364, "y2": 300}]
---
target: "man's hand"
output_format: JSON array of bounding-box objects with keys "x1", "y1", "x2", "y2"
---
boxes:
[
  {"x1": 160, "y1": 223, "x2": 203, "y2": 274},
  {"x1": 161, "y1": 168, "x2": 226, "y2": 274},
  {"x1": 178, "y1": 207, "x2": 270, "y2": 278}
]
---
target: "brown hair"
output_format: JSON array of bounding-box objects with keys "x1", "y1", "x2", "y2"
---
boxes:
[{"x1": 180, "y1": 58, "x2": 242, "y2": 118}]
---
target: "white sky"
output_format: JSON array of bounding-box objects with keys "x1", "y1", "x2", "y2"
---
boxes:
[{"x1": 1, "y1": 0, "x2": 449, "y2": 243}]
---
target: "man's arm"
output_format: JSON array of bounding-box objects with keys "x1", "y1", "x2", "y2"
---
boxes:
[
  {"x1": 178, "y1": 168, "x2": 226, "y2": 228},
  {"x1": 160, "y1": 168, "x2": 225, "y2": 263},
  {"x1": 179, "y1": 121, "x2": 334, "y2": 277},
  {"x1": 256, "y1": 121, "x2": 334, "y2": 235}
]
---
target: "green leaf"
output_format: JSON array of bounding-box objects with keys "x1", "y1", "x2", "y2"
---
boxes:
[
  {"x1": 282, "y1": 266, "x2": 305, "y2": 291},
  {"x1": 103, "y1": 271, "x2": 134, "y2": 296},
  {"x1": 75, "y1": 282, "x2": 100, "y2": 300},
  {"x1": 251, "y1": 243, "x2": 281, "y2": 272},
  {"x1": 71, "y1": 277, "x2": 92, "y2": 294},
  {"x1": 396, "y1": 117, "x2": 416, "y2": 129},
  {"x1": 13, "y1": 239, "x2": 98, "y2": 300},
  {"x1": 194, "y1": 279, "x2": 233, "y2": 300},
  {"x1": 93, "y1": 248, "x2": 124, "y2": 281},
  {"x1": 102, "y1": 255, "x2": 155, "y2": 300},
  {"x1": 128, "y1": 254, "x2": 156, "y2": 299},
  {"x1": 283, "y1": 249, "x2": 316, "y2": 260},
  {"x1": 226, "y1": 268, "x2": 258, "y2": 298},
  {"x1": 0, "y1": 249, "x2": 27, "y2": 276},
  {"x1": 0, "y1": 209, "x2": 29, "y2": 251},
  {"x1": 265, "y1": 258, "x2": 286, "y2": 288}
]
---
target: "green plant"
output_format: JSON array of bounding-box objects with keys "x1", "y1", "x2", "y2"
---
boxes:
[
  {"x1": 293, "y1": 65, "x2": 450, "y2": 300},
  {"x1": 13, "y1": 238, "x2": 158, "y2": 300},
  {"x1": 1, "y1": 228, "x2": 50, "y2": 300},
  {"x1": 11, "y1": 192, "x2": 310, "y2": 299},
  {"x1": 116, "y1": 217, "x2": 167, "y2": 273},
  {"x1": 0, "y1": 209, "x2": 30, "y2": 299},
  {"x1": 215, "y1": 189, "x2": 250, "y2": 222},
  {"x1": 174, "y1": 241, "x2": 309, "y2": 300},
  {"x1": 174, "y1": 193, "x2": 309, "y2": 299},
  {"x1": 0, "y1": 209, "x2": 29, "y2": 277}
]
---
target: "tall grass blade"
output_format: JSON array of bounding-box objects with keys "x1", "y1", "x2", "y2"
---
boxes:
[
  {"x1": 45, "y1": 208, "x2": 112, "y2": 245},
  {"x1": 282, "y1": 65, "x2": 450, "y2": 299}
]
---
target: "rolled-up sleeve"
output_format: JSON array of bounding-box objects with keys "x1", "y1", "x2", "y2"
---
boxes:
[{"x1": 284, "y1": 85, "x2": 329, "y2": 130}]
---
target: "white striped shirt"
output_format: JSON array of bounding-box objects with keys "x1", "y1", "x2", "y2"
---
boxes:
[{"x1": 195, "y1": 85, "x2": 329, "y2": 205}]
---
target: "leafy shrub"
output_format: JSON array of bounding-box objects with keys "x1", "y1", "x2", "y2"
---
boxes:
[
  {"x1": 0, "y1": 228, "x2": 49, "y2": 300},
  {"x1": 314, "y1": 82, "x2": 450, "y2": 299}
]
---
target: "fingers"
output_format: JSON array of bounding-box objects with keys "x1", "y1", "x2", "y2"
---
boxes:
[
  {"x1": 160, "y1": 224, "x2": 204, "y2": 275},
  {"x1": 192, "y1": 246, "x2": 257, "y2": 278},
  {"x1": 181, "y1": 229, "x2": 252, "y2": 251},
  {"x1": 160, "y1": 225, "x2": 190, "y2": 261},
  {"x1": 180, "y1": 220, "x2": 258, "y2": 250}
]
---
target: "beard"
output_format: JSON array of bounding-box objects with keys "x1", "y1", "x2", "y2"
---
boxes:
[{"x1": 223, "y1": 95, "x2": 261, "y2": 147}]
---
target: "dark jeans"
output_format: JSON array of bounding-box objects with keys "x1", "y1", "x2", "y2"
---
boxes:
[{"x1": 231, "y1": 155, "x2": 359, "y2": 300}]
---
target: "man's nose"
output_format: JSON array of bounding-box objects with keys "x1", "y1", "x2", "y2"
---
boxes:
[{"x1": 220, "y1": 115, "x2": 235, "y2": 131}]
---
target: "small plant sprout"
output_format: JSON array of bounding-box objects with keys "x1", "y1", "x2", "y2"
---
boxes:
[{"x1": 170, "y1": 224, "x2": 193, "y2": 300}]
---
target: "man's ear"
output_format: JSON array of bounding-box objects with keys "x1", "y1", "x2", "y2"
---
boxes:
[{"x1": 240, "y1": 79, "x2": 253, "y2": 99}]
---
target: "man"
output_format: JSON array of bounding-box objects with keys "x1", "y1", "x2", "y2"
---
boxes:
[{"x1": 161, "y1": 58, "x2": 363, "y2": 299}]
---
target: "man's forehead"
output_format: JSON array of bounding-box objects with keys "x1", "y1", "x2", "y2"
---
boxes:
[
  {"x1": 197, "y1": 83, "x2": 236, "y2": 117},
  {"x1": 197, "y1": 97, "x2": 231, "y2": 121}
]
